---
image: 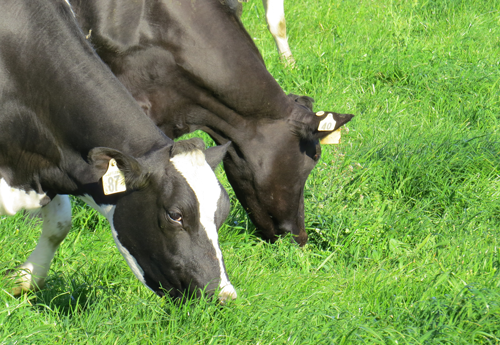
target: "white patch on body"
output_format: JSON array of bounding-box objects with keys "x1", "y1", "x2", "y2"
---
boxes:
[
  {"x1": 170, "y1": 150, "x2": 237, "y2": 301},
  {"x1": 79, "y1": 195, "x2": 150, "y2": 290},
  {"x1": 9, "y1": 194, "x2": 72, "y2": 295},
  {"x1": 0, "y1": 178, "x2": 47, "y2": 215}
]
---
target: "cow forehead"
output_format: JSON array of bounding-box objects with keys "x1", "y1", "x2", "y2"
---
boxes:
[{"x1": 169, "y1": 150, "x2": 221, "y2": 214}]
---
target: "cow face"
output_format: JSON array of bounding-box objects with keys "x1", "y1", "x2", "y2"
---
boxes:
[
  {"x1": 222, "y1": 97, "x2": 354, "y2": 246},
  {"x1": 86, "y1": 139, "x2": 235, "y2": 301}
]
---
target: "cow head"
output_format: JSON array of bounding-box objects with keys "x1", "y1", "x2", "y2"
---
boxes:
[
  {"x1": 221, "y1": 95, "x2": 354, "y2": 245},
  {"x1": 86, "y1": 138, "x2": 235, "y2": 301}
]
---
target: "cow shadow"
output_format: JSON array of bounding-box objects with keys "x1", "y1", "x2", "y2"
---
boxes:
[
  {"x1": 30, "y1": 272, "x2": 109, "y2": 316},
  {"x1": 5, "y1": 272, "x2": 222, "y2": 317}
]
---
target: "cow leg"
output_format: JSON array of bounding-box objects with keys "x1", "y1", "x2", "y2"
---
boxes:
[
  {"x1": 262, "y1": 0, "x2": 294, "y2": 64},
  {"x1": 8, "y1": 195, "x2": 72, "y2": 295}
]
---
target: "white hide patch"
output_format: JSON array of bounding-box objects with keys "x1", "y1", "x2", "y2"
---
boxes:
[
  {"x1": 79, "y1": 195, "x2": 150, "y2": 290},
  {"x1": 0, "y1": 178, "x2": 47, "y2": 216},
  {"x1": 170, "y1": 150, "x2": 237, "y2": 300}
]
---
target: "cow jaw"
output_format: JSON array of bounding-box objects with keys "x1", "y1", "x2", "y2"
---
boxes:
[{"x1": 80, "y1": 195, "x2": 150, "y2": 289}]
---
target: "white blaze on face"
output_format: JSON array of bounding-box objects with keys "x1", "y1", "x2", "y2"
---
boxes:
[
  {"x1": 0, "y1": 178, "x2": 47, "y2": 215},
  {"x1": 79, "y1": 195, "x2": 150, "y2": 290},
  {"x1": 170, "y1": 150, "x2": 237, "y2": 300}
]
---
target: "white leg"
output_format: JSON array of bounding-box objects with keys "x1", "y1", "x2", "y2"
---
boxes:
[
  {"x1": 263, "y1": 0, "x2": 295, "y2": 64},
  {"x1": 8, "y1": 195, "x2": 72, "y2": 295}
]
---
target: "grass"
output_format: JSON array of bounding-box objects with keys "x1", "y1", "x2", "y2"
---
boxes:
[{"x1": 1, "y1": 0, "x2": 500, "y2": 343}]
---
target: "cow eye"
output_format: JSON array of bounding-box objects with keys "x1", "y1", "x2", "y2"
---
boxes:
[{"x1": 167, "y1": 211, "x2": 183, "y2": 225}]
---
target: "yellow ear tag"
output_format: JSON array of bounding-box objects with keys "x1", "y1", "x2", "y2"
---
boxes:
[
  {"x1": 102, "y1": 158, "x2": 127, "y2": 195},
  {"x1": 320, "y1": 129, "x2": 342, "y2": 144},
  {"x1": 318, "y1": 113, "x2": 336, "y2": 131}
]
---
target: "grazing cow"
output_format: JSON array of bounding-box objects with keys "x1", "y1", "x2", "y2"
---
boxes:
[
  {"x1": 70, "y1": 0, "x2": 354, "y2": 246},
  {"x1": 0, "y1": 0, "x2": 236, "y2": 302},
  {"x1": 237, "y1": 0, "x2": 294, "y2": 63}
]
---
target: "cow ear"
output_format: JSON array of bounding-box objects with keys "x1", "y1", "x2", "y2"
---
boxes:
[
  {"x1": 205, "y1": 141, "x2": 231, "y2": 170},
  {"x1": 288, "y1": 94, "x2": 315, "y2": 111},
  {"x1": 288, "y1": 110, "x2": 354, "y2": 141},
  {"x1": 312, "y1": 112, "x2": 355, "y2": 140},
  {"x1": 88, "y1": 147, "x2": 150, "y2": 190}
]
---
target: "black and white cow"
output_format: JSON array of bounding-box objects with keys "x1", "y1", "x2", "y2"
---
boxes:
[
  {"x1": 0, "y1": 0, "x2": 236, "y2": 301},
  {"x1": 70, "y1": 0, "x2": 354, "y2": 246}
]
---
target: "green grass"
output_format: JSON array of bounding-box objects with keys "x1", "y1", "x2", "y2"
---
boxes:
[{"x1": 1, "y1": 0, "x2": 500, "y2": 343}]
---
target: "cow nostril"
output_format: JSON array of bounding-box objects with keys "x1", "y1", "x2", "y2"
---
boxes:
[{"x1": 277, "y1": 221, "x2": 295, "y2": 235}]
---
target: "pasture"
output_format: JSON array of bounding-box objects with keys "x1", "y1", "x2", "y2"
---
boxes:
[{"x1": 1, "y1": 0, "x2": 499, "y2": 343}]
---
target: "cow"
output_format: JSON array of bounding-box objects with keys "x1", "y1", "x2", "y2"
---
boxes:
[
  {"x1": 237, "y1": 0, "x2": 294, "y2": 64},
  {"x1": 70, "y1": 0, "x2": 354, "y2": 246},
  {"x1": 0, "y1": 0, "x2": 236, "y2": 302}
]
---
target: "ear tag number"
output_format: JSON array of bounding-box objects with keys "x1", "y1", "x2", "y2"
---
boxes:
[
  {"x1": 102, "y1": 159, "x2": 126, "y2": 195},
  {"x1": 318, "y1": 113, "x2": 337, "y2": 131}
]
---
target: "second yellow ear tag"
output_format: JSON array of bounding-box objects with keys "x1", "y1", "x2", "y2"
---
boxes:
[
  {"x1": 320, "y1": 129, "x2": 342, "y2": 144},
  {"x1": 102, "y1": 159, "x2": 126, "y2": 195},
  {"x1": 318, "y1": 113, "x2": 337, "y2": 131}
]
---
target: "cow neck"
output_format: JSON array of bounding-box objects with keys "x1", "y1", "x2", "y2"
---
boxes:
[
  {"x1": 192, "y1": 89, "x2": 293, "y2": 148},
  {"x1": 53, "y1": 66, "x2": 170, "y2": 156},
  {"x1": 37, "y1": 28, "x2": 169, "y2": 157},
  {"x1": 153, "y1": 0, "x2": 293, "y2": 138}
]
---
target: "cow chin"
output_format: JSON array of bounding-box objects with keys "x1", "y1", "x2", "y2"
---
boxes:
[
  {"x1": 257, "y1": 214, "x2": 308, "y2": 246},
  {"x1": 224, "y1": 179, "x2": 308, "y2": 246},
  {"x1": 142, "y1": 264, "x2": 221, "y2": 301}
]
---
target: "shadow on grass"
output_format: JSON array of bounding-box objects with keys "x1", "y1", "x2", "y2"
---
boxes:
[
  {"x1": 31, "y1": 272, "x2": 109, "y2": 316},
  {"x1": 27, "y1": 272, "x2": 229, "y2": 318}
]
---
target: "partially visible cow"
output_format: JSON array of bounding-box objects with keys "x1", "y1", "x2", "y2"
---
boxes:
[
  {"x1": 71, "y1": 0, "x2": 353, "y2": 246},
  {"x1": 0, "y1": 0, "x2": 236, "y2": 302},
  {"x1": 236, "y1": 0, "x2": 294, "y2": 63}
]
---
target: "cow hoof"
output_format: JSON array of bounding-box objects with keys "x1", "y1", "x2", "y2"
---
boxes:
[
  {"x1": 218, "y1": 284, "x2": 237, "y2": 305},
  {"x1": 281, "y1": 54, "x2": 295, "y2": 68},
  {"x1": 4, "y1": 267, "x2": 44, "y2": 296}
]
